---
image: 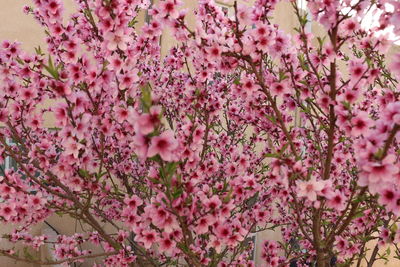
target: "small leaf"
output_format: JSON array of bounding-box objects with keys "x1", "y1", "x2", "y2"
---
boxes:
[
  {"x1": 172, "y1": 187, "x2": 183, "y2": 199},
  {"x1": 42, "y1": 55, "x2": 59, "y2": 80},
  {"x1": 78, "y1": 169, "x2": 90, "y2": 178},
  {"x1": 141, "y1": 83, "x2": 152, "y2": 112}
]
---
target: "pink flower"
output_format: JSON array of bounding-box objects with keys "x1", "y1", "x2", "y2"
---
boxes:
[
  {"x1": 241, "y1": 76, "x2": 258, "y2": 93},
  {"x1": 137, "y1": 106, "x2": 162, "y2": 135},
  {"x1": 63, "y1": 138, "x2": 83, "y2": 159},
  {"x1": 124, "y1": 195, "x2": 143, "y2": 212},
  {"x1": 132, "y1": 132, "x2": 150, "y2": 161},
  {"x1": 203, "y1": 195, "x2": 221, "y2": 210},
  {"x1": 341, "y1": 19, "x2": 359, "y2": 35},
  {"x1": 390, "y1": 53, "x2": 400, "y2": 79},
  {"x1": 53, "y1": 104, "x2": 68, "y2": 126},
  {"x1": 104, "y1": 29, "x2": 130, "y2": 51},
  {"x1": 160, "y1": 0, "x2": 180, "y2": 18},
  {"x1": 159, "y1": 233, "x2": 175, "y2": 254},
  {"x1": 327, "y1": 191, "x2": 346, "y2": 211},
  {"x1": 236, "y1": 4, "x2": 252, "y2": 25},
  {"x1": 378, "y1": 188, "x2": 398, "y2": 212},
  {"x1": 119, "y1": 70, "x2": 139, "y2": 89},
  {"x1": 361, "y1": 154, "x2": 399, "y2": 185},
  {"x1": 297, "y1": 177, "x2": 326, "y2": 202},
  {"x1": 0, "y1": 203, "x2": 17, "y2": 221},
  {"x1": 208, "y1": 236, "x2": 222, "y2": 253},
  {"x1": 271, "y1": 82, "x2": 289, "y2": 96},
  {"x1": 351, "y1": 111, "x2": 372, "y2": 137},
  {"x1": 216, "y1": 225, "x2": 231, "y2": 240},
  {"x1": 150, "y1": 207, "x2": 168, "y2": 227},
  {"x1": 0, "y1": 108, "x2": 8, "y2": 122},
  {"x1": 148, "y1": 130, "x2": 178, "y2": 161},
  {"x1": 135, "y1": 229, "x2": 157, "y2": 249},
  {"x1": 114, "y1": 106, "x2": 129, "y2": 123},
  {"x1": 207, "y1": 43, "x2": 221, "y2": 61},
  {"x1": 349, "y1": 60, "x2": 367, "y2": 80},
  {"x1": 195, "y1": 215, "x2": 215, "y2": 235},
  {"x1": 383, "y1": 102, "x2": 400, "y2": 125}
]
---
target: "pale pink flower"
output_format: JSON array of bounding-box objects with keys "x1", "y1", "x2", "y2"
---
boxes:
[
  {"x1": 114, "y1": 106, "x2": 129, "y2": 123},
  {"x1": 327, "y1": 191, "x2": 347, "y2": 211},
  {"x1": 159, "y1": 0, "x2": 180, "y2": 18},
  {"x1": 351, "y1": 111, "x2": 372, "y2": 137},
  {"x1": 135, "y1": 229, "x2": 157, "y2": 249},
  {"x1": 147, "y1": 130, "x2": 178, "y2": 161},
  {"x1": 361, "y1": 154, "x2": 399, "y2": 184},
  {"x1": 63, "y1": 138, "x2": 83, "y2": 159},
  {"x1": 349, "y1": 60, "x2": 367, "y2": 80},
  {"x1": 104, "y1": 29, "x2": 130, "y2": 51},
  {"x1": 159, "y1": 233, "x2": 175, "y2": 254},
  {"x1": 132, "y1": 132, "x2": 150, "y2": 161},
  {"x1": 124, "y1": 195, "x2": 143, "y2": 212},
  {"x1": 271, "y1": 82, "x2": 289, "y2": 96},
  {"x1": 195, "y1": 215, "x2": 215, "y2": 235},
  {"x1": 0, "y1": 203, "x2": 17, "y2": 221},
  {"x1": 137, "y1": 106, "x2": 162, "y2": 135},
  {"x1": 203, "y1": 195, "x2": 222, "y2": 210},
  {"x1": 390, "y1": 53, "x2": 400, "y2": 79},
  {"x1": 207, "y1": 43, "x2": 221, "y2": 61},
  {"x1": 297, "y1": 177, "x2": 326, "y2": 202}
]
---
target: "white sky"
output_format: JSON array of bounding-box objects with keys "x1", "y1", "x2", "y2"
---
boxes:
[{"x1": 298, "y1": 0, "x2": 400, "y2": 45}]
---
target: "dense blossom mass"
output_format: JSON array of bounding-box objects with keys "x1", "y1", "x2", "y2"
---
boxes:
[{"x1": 0, "y1": 0, "x2": 400, "y2": 266}]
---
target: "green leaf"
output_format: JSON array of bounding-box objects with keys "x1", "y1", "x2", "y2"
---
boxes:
[
  {"x1": 78, "y1": 169, "x2": 90, "y2": 178},
  {"x1": 23, "y1": 247, "x2": 35, "y2": 261},
  {"x1": 391, "y1": 223, "x2": 398, "y2": 234},
  {"x1": 128, "y1": 18, "x2": 138, "y2": 28},
  {"x1": 386, "y1": 246, "x2": 391, "y2": 256},
  {"x1": 141, "y1": 83, "x2": 152, "y2": 112},
  {"x1": 43, "y1": 55, "x2": 59, "y2": 80},
  {"x1": 35, "y1": 46, "x2": 44, "y2": 56},
  {"x1": 172, "y1": 187, "x2": 183, "y2": 199},
  {"x1": 263, "y1": 153, "x2": 279, "y2": 158},
  {"x1": 316, "y1": 37, "x2": 326, "y2": 49},
  {"x1": 278, "y1": 143, "x2": 289, "y2": 157},
  {"x1": 278, "y1": 70, "x2": 288, "y2": 81},
  {"x1": 165, "y1": 162, "x2": 179, "y2": 177},
  {"x1": 265, "y1": 114, "x2": 276, "y2": 124}
]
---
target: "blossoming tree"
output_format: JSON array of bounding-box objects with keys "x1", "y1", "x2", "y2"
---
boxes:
[{"x1": 1, "y1": 0, "x2": 400, "y2": 266}]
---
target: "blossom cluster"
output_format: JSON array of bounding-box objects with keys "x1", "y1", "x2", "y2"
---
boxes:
[{"x1": 0, "y1": 0, "x2": 399, "y2": 266}]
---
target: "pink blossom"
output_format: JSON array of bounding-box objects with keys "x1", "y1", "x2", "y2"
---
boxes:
[
  {"x1": 124, "y1": 195, "x2": 143, "y2": 212},
  {"x1": 203, "y1": 195, "x2": 222, "y2": 210},
  {"x1": 147, "y1": 130, "x2": 178, "y2": 161},
  {"x1": 361, "y1": 154, "x2": 399, "y2": 185},
  {"x1": 349, "y1": 60, "x2": 367, "y2": 81},
  {"x1": 63, "y1": 138, "x2": 83, "y2": 159},
  {"x1": 137, "y1": 106, "x2": 162, "y2": 135},
  {"x1": 159, "y1": 233, "x2": 175, "y2": 254},
  {"x1": 195, "y1": 215, "x2": 215, "y2": 235},
  {"x1": 351, "y1": 111, "x2": 372, "y2": 137},
  {"x1": 327, "y1": 191, "x2": 347, "y2": 211},
  {"x1": 104, "y1": 29, "x2": 130, "y2": 51},
  {"x1": 390, "y1": 53, "x2": 400, "y2": 79},
  {"x1": 135, "y1": 230, "x2": 157, "y2": 249},
  {"x1": 159, "y1": 0, "x2": 180, "y2": 18},
  {"x1": 271, "y1": 82, "x2": 289, "y2": 96},
  {"x1": 297, "y1": 177, "x2": 326, "y2": 202},
  {"x1": 0, "y1": 203, "x2": 17, "y2": 221}
]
